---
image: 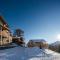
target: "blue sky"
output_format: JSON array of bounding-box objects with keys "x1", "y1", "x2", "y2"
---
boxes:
[{"x1": 0, "y1": 0, "x2": 60, "y2": 43}]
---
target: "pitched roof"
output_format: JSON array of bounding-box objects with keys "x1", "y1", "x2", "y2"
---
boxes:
[
  {"x1": 0, "y1": 16, "x2": 8, "y2": 26},
  {"x1": 0, "y1": 16, "x2": 10, "y2": 31},
  {"x1": 30, "y1": 39, "x2": 46, "y2": 42}
]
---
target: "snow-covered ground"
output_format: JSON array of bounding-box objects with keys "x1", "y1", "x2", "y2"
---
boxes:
[{"x1": 0, "y1": 46, "x2": 60, "y2": 60}]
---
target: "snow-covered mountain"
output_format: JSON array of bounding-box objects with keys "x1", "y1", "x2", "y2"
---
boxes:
[
  {"x1": 49, "y1": 41, "x2": 60, "y2": 53},
  {"x1": 50, "y1": 41, "x2": 60, "y2": 46}
]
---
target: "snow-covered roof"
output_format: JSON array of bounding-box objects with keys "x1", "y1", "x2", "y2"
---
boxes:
[{"x1": 30, "y1": 39, "x2": 46, "y2": 43}]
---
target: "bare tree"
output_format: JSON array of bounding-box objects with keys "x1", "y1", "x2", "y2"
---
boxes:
[{"x1": 13, "y1": 28, "x2": 24, "y2": 37}]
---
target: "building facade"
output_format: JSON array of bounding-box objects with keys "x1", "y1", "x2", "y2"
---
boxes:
[
  {"x1": 0, "y1": 16, "x2": 12, "y2": 45},
  {"x1": 27, "y1": 39, "x2": 48, "y2": 49}
]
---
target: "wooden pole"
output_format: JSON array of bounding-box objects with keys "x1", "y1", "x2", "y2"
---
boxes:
[
  {"x1": 8, "y1": 33, "x2": 10, "y2": 43},
  {"x1": 1, "y1": 27, "x2": 2, "y2": 45}
]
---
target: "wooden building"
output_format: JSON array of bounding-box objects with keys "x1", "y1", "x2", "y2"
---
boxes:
[
  {"x1": 12, "y1": 37, "x2": 25, "y2": 46},
  {"x1": 27, "y1": 39, "x2": 48, "y2": 49},
  {"x1": 0, "y1": 16, "x2": 12, "y2": 45}
]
